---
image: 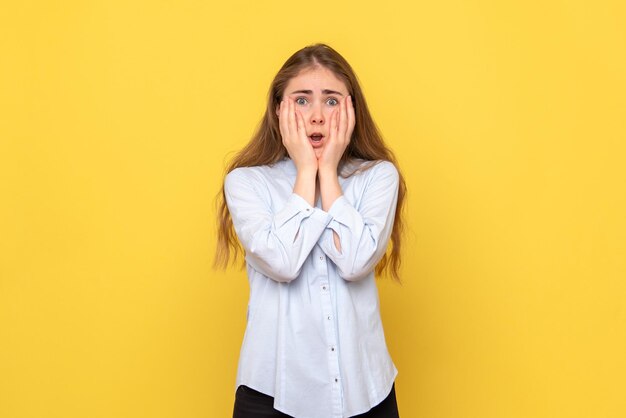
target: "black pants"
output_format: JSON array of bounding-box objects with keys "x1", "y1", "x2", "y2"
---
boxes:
[{"x1": 232, "y1": 383, "x2": 399, "y2": 418}]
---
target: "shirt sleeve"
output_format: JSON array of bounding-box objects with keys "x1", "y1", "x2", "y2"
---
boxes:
[
  {"x1": 224, "y1": 168, "x2": 332, "y2": 283},
  {"x1": 318, "y1": 161, "x2": 400, "y2": 281}
]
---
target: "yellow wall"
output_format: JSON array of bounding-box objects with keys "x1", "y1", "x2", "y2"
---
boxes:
[{"x1": 1, "y1": 1, "x2": 625, "y2": 417}]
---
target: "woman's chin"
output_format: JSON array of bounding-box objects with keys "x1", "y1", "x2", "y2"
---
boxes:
[{"x1": 313, "y1": 147, "x2": 324, "y2": 159}]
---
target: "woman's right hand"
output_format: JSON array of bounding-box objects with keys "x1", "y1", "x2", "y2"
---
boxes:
[{"x1": 278, "y1": 98, "x2": 318, "y2": 173}]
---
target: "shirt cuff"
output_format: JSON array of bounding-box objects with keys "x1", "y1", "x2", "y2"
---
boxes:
[
  {"x1": 326, "y1": 195, "x2": 360, "y2": 230},
  {"x1": 273, "y1": 193, "x2": 332, "y2": 228}
]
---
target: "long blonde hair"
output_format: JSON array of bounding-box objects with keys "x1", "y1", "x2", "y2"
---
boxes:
[{"x1": 214, "y1": 43, "x2": 407, "y2": 282}]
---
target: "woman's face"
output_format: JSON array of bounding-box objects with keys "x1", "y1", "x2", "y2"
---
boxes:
[{"x1": 277, "y1": 66, "x2": 350, "y2": 158}]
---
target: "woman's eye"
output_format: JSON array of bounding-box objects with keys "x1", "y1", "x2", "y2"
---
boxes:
[
  {"x1": 327, "y1": 98, "x2": 339, "y2": 106},
  {"x1": 295, "y1": 97, "x2": 308, "y2": 105}
]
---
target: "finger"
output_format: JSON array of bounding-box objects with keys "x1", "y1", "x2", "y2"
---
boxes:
[
  {"x1": 347, "y1": 95, "x2": 355, "y2": 123},
  {"x1": 296, "y1": 110, "x2": 308, "y2": 141},
  {"x1": 329, "y1": 109, "x2": 338, "y2": 141},
  {"x1": 278, "y1": 100, "x2": 287, "y2": 141},
  {"x1": 287, "y1": 97, "x2": 297, "y2": 138},
  {"x1": 338, "y1": 97, "x2": 348, "y2": 139},
  {"x1": 347, "y1": 95, "x2": 355, "y2": 139}
]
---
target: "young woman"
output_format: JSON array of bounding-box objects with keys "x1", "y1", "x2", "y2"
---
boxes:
[{"x1": 215, "y1": 43, "x2": 406, "y2": 418}]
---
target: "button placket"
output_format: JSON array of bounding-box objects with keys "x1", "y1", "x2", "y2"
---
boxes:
[{"x1": 319, "y1": 279, "x2": 342, "y2": 416}]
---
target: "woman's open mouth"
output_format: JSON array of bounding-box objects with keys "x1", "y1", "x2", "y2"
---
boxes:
[{"x1": 309, "y1": 133, "x2": 324, "y2": 147}]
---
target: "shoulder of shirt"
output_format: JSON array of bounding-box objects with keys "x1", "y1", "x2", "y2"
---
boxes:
[
  {"x1": 342, "y1": 159, "x2": 399, "y2": 180},
  {"x1": 225, "y1": 161, "x2": 288, "y2": 187},
  {"x1": 226, "y1": 159, "x2": 396, "y2": 185},
  {"x1": 373, "y1": 160, "x2": 398, "y2": 175}
]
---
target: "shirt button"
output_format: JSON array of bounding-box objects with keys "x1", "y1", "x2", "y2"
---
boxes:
[
  {"x1": 331, "y1": 346, "x2": 335, "y2": 352},
  {"x1": 327, "y1": 315, "x2": 331, "y2": 320},
  {"x1": 322, "y1": 286, "x2": 327, "y2": 290},
  {"x1": 334, "y1": 378, "x2": 339, "y2": 383},
  {"x1": 319, "y1": 256, "x2": 324, "y2": 261}
]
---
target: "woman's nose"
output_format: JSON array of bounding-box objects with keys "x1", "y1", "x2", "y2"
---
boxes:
[{"x1": 310, "y1": 104, "x2": 325, "y2": 125}]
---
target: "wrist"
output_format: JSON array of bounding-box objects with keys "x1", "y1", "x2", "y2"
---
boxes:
[
  {"x1": 318, "y1": 172, "x2": 343, "y2": 211},
  {"x1": 317, "y1": 164, "x2": 338, "y2": 179},
  {"x1": 297, "y1": 165, "x2": 318, "y2": 178},
  {"x1": 294, "y1": 167, "x2": 317, "y2": 206}
]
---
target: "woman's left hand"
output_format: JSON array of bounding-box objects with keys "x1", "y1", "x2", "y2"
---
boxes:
[{"x1": 318, "y1": 95, "x2": 355, "y2": 172}]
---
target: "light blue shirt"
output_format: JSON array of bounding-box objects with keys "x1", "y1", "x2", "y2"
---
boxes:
[{"x1": 224, "y1": 157, "x2": 399, "y2": 418}]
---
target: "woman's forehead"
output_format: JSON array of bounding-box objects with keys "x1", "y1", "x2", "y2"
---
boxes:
[{"x1": 286, "y1": 67, "x2": 348, "y2": 94}]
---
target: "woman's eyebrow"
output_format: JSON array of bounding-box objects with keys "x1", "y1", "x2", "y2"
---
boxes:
[{"x1": 289, "y1": 89, "x2": 344, "y2": 96}]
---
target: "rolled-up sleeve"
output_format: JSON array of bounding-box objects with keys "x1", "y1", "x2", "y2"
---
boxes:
[
  {"x1": 225, "y1": 168, "x2": 332, "y2": 282},
  {"x1": 318, "y1": 161, "x2": 399, "y2": 281}
]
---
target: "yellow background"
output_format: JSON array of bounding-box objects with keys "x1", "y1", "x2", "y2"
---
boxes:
[{"x1": 1, "y1": 0, "x2": 625, "y2": 417}]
